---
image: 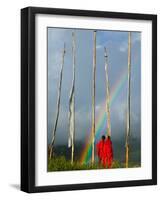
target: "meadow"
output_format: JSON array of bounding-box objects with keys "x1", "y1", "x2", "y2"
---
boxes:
[
  {"x1": 48, "y1": 156, "x2": 141, "y2": 172},
  {"x1": 47, "y1": 137, "x2": 141, "y2": 172}
]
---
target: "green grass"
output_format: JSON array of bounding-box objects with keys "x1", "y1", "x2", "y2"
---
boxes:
[{"x1": 48, "y1": 156, "x2": 141, "y2": 172}]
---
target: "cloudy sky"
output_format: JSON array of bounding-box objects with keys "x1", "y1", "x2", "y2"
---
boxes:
[{"x1": 47, "y1": 28, "x2": 141, "y2": 145}]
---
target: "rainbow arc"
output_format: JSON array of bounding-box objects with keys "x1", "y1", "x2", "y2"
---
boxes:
[{"x1": 80, "y1": 69, "x2": 127, "y2": 164}]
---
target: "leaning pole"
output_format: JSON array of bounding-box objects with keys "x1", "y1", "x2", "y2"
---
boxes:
[
  {"x1": 125, "y1": 32, "x2": 131, "y2": 168},
  {"x1": 104, "y1": 47, "x2": 111, "y2": 137},
  {"x1": 49, "y1": 44, "x2": 66, "y2": 160},
  {"x1": 91, "y1": 31, "x2": 96, "y2": 165},
  {"x1": 68, "y1": 32, "x2": 76, "y2": 164}
]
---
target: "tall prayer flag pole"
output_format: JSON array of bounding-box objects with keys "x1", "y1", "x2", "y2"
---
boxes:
[
  {"x1": 68, "y1": 32, "x2": 76, "y2": 164},
  {"x1": 49, "y1": 44, "x2": 66, "y2": 160},
  {"x1": 125, "y1": 32, "x2": 131, "y2": 168},
  {"x1": 104, "y1": 47, "x2": 111, "y2": 137},
  {"x1": 91, "y1": 31, "x2": 96, "y2": 164}
]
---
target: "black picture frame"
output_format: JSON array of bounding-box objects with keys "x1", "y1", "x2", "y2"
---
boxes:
[{"x1": 21, "y1": 6, "x2": 157, "y2": 193}]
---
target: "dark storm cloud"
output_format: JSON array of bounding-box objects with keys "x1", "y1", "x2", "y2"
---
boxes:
[{"x1": 47, "y1": 28, "x2": 141, "y2": 145}]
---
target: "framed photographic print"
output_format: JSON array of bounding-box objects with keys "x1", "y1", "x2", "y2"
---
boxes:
[{"x1": 21, "y1": 7, "x2": 157, "y2": 193}]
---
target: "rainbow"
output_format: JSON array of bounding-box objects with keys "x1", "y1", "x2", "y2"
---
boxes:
[{"x1": 80, "y1": 69, "x2": 127, "y2": 164}]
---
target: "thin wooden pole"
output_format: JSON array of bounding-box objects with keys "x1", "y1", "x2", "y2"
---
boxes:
[
  {"x1": 91, "y1": 31, "x2": 96, "y2": 165},
  {"x1": 125, "y1": 32, "x2": 131, "y2": 168},
  {"x1": 68, "y1": 32, "x2": 76, "y2": 164},
  {"x1": 49, "y1": 44, "x2": 66, "y2": 160},
  {"x1": 104, "y1": 47, "x2": 111, "y2": 137}
]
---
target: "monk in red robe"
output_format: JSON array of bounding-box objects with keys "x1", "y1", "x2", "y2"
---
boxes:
[
  {"x1": 96, "y1": 135, "x2": 106, "y2": 165},
  {"x1": 103, "y1": 136, "x2": 113, "y2": 168}
]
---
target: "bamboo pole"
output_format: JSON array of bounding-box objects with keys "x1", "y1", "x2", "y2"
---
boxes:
[
  {"x1": 68, "y1": 32, "x2": 76, "y2": 164},
  {"x1": 49, "y1": 44, "x2": 66, "y2": 160},
  {"x1": 125, "y1": 32, "x2": 131, "y2": 168},
  {"x1": 104, "y1": 47, "x2": 111, "y2": 137},
  {"x1": 91, "y1": 31, "x2": 96, "y2": 165}
]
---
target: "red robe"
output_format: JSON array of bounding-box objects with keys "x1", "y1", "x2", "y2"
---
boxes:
[
  {"x1": 96, "y1": 140, "x2": 105, "y2": 164},
  {"x1": 103, "y1": 138, "x2": 113, "y2": 168}
]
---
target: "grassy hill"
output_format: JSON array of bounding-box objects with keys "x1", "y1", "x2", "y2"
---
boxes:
[
  {"x1": 47, "y1": 137, "x2": 141, "y2": 171},
  {"x1": 48, "y1": 156, "x2": 140, "y2": 172}
]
